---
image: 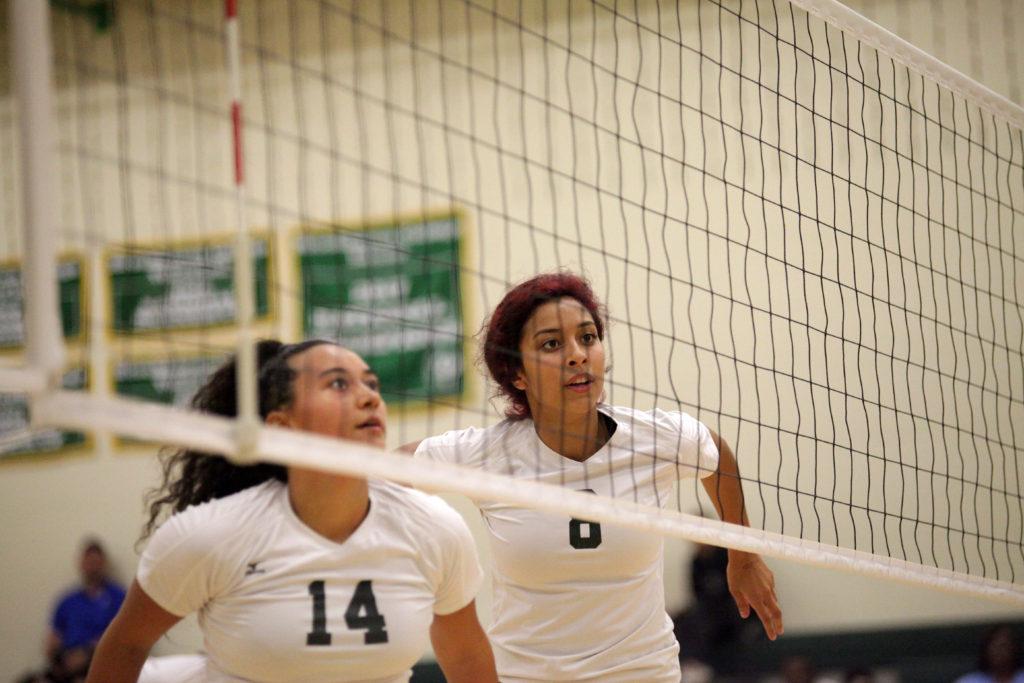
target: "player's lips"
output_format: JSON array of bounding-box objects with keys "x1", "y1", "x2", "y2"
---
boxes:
[
  {"x1": 356, "y1": 416, "x2": 385, "y2": 433},
  {"x1": 564, "y1": 373, "x2": 594, "y2": 393}
]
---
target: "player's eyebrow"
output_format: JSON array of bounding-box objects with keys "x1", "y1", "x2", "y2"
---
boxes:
[
  {"x1": 317, "y1": 367, "x2": 352, "y2": 378},
  {"x1": 532, "y1": 321, "x2": 596, "y2": 338},
  {"x1": 318, "y1": 367, "x2": 379, "y2": 383}
]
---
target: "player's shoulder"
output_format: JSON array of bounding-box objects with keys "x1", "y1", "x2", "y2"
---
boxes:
[
  {"x1": 370, "y1": 479, "x2": 463, "y2": 522},
  {"x1": 369, "y1": 480, "x2": 469, "y2": 538},
  {"x1": 142, "y1": 480, "x2": 289, "y2": 583},
  {"x1": 415, "y1": 419, "x2": 520, "y2": 464},
  {"x1": 604, "y1": 404, "x2": 706, "y2": 440},
  {"x1": 603, "y1": 403, "x2": 687, "y2": 427},
  {"x1": 419, "y1": 421, "x2": 503, "y2": 448},
  {"x1": 157, "y1": 480, "x2": 283, "y2": 541}
]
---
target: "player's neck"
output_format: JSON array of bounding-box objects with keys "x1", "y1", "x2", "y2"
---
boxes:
[
  {"x1": 287, "y1": 471, "x2": 370, "y2": 543},
  {"x1": 532, "y1": 408, "x2": 607, "y2": 462}
]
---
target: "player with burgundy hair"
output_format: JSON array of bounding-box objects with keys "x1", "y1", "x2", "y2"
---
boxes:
[{"x1": 411, "y1": 271, "x2": 783, "y2": 682}]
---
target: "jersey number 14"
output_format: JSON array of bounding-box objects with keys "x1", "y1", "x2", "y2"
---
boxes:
[{"x1": 307, "y1": 580, "x2": 389, "y2": 646}]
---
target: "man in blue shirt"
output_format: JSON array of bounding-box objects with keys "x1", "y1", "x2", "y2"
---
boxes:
[{"x1": 46, "y1": 539, "x2": 125, "y2": 680}]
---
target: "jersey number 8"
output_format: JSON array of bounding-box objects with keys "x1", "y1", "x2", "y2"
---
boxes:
[
  {"x1": 569, "y1": 489, "x2": 602, "y2": 549},
  {"x1": 307, "y1": 579, "x2": 389, "y2": 646}
]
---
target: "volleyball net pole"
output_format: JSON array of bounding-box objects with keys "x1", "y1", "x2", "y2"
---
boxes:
[
  {"x1": 224, "y1": 0, "x2": 261, "y2": 462},
  {"x1": 2, "y1": 0, "x2": 65, "y2": 396}
]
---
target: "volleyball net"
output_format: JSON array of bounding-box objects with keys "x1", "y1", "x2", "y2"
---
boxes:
[{"x1": 2, "y1": 0, "x2": 1023, "y2": 604}]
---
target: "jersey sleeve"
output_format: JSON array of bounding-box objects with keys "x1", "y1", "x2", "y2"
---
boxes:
[
  {"x1": 137, "y1": 507, "x2": 233, "y2": 617},
  {"x1": 430, "y1": 502, "x2": 484, "y2": 616},
  {"x1": 414, "y1": 425, "x2": 491, "y2": 469},
  {"x1": 668, "y1": 411, "x2": 720, "y2": 478}
]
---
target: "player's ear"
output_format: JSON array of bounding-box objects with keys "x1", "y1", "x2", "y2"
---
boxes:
[
  {"x1": 512, "y1": 372, "x2": 527, "y2": 391},
  {"x1": 265, "y1": 410, "x2": 291, "y2": 428}
]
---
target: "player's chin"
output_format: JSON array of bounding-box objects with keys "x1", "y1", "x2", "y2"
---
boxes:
[
  {"x1": 566, "y1": 383, "x2": 601, "y2": 402},
  {"x1": 553, "y1": 391, "x2": 599, "y2": 415},
  {"x1": 349, "y1": 425, "x2": 387, "y2": 448}
]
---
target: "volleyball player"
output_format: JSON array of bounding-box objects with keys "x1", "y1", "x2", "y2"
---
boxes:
[
  {"x1": 410, "y1": 272, "x2": 783, "y2": 682},
  {"x1": 86, "y1": 340, "x2": 497, "y2": 683}
]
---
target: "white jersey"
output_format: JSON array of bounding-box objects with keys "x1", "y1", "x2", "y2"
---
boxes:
[
  {"x1": 139, "y1": 655, "x2": 206, "y2": 683},
  {"x1": 138, "y1": 479, "x2": 482, "y2": 683},
  {"x1": 415, "y1": 404, "x2": 719, "y2": 682}
]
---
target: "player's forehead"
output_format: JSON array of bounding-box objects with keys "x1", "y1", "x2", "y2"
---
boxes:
[
  {"x1": 288, "y1": 344, "x2": 370, "y2": 377},
  {"x1": 524, "y1": 297, "x2": 595, "y2": 332}
]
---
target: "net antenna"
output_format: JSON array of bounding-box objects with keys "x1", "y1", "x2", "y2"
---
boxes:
[
  {"x1": 224, "y1": 0, "x2": 259, "y2": 460},
  {"x1": 6, "y1": 0, "x2": 1024, "y2": 608}
]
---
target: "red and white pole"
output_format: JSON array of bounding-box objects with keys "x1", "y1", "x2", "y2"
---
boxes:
[{"x1": 226, "y1": 0, "x2": 258, "y2": 456}]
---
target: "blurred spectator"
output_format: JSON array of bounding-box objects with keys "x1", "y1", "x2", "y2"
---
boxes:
[
  {"x1": 844, "y1": 667, "x2": 874, "y2": 683},
  {"x1": 955, "y1": 624, "x2": 1024, "y2": 683},
  {"x1": 780, "y1": 655, "x2": 818, "y2": 683},
  {"x1": 759, "y1": 655, "x2": 846, "y2": 683},
  {"x1": 44, "y1": 538, "x2": 126, "y2": 681},
  {"x1": 673, "y1": 542, "x2": 764, "y2": 666},
  {"x1": 15, "y1": 674, "x2": 48, "y2": 683},
  {"x1": 680, "y1": 658, "x2": 715, "y2": 683}
]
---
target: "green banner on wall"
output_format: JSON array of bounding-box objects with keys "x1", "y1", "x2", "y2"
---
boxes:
[
  {"x1": 115, "y1": 355, "x2": 225, "y2": 407},
  {"x1": 0, "y1": 260, "x2": 83, "y2": 349},
  {"x1": 0, "y1": 368, "x2": 88, "y2": 458},
  {"x1": 108, "y1": 239, "x2": 270, "y2": 334},
  {"x1": 298, "y1": 216, "x2": 463, "y2": 405}
]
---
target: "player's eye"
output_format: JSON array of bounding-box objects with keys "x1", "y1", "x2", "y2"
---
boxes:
[
  {"x1": 328, "y1": 377, "x2": 348, "y2": 390},
  {"x1": 365, "y1": 378, "x2": 380, "y2": 392},
  {"x1": 540, "y1": 338, "x2": 561, "y2": 351},
  {"x1": 581, "y1": 332, "x2": 597, "y2": 345}
]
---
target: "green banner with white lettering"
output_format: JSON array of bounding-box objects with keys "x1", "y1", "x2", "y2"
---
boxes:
[
  {"x1": 298, "y1": 216, "x2": 463, "y2": 405},
  {"x1": 0, "y1": 260, "x2": 83, "y2": 349},
  {"x1": 0, "y1": 368, "x2": 88, "y2": 458},
  {"x1": 115, "y1": 355, "x2": 224, "y2": 407},
  {"x1": 108, "y1": 239, "x2": 270, "y2": 333}
]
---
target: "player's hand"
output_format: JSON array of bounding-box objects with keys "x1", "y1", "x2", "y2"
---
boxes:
[{"x1": 726, "y1": 551, "x2": 784, "y2": 640}]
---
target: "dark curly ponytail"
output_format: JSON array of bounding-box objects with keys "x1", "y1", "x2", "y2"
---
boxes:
[{"x1": 140, "y1": 339, "x2": 334, "y2": 542}]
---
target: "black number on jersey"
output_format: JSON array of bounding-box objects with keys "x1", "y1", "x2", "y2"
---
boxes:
[
  {"x1": 569, "y1": 488, "x2": 602, "y2": 549},
  {"x1": 306, "y1": 579, "x2": 389, "y2": 646},
  {"x1": 306, "y1": 580, "x2": 332, "y2": 645},
  {"x1": 345, "y1": 580, "x2": 389, "y2": 644}
]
